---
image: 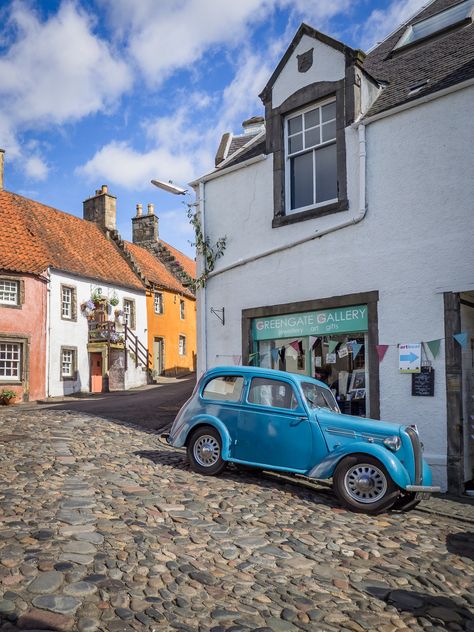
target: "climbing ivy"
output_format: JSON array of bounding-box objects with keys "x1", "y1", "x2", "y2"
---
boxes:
[{"x1": 186, "y1": 203, "x2": 227, "y2": 290}]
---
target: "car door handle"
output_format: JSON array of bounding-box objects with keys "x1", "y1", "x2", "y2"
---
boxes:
[{"x1": 290, "y1": 417, "x2": 308, "y2": 426}]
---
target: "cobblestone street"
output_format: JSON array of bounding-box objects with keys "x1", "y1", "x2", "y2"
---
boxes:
[{"x1": 0, "y1": 408, "x2": 473, "y2": 632}]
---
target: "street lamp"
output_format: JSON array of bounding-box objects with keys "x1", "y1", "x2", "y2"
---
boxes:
[{"x1": 151, "y1": 179, "x2": 188, "y2": 196}]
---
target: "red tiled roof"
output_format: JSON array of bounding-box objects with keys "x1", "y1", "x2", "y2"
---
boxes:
[
  {"x1": 124, "y1": 241, "x2": 193, "y2": 296},
  {"x1": 160, "y1": 240, "x2": 197, "y2": 279},
  {"x1": 0, "y1": 190, "x2": 144, "y2": 290}
]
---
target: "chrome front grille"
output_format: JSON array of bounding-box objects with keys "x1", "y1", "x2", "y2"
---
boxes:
[{"x1": 406, "y1": 426, "x2": 422, "y2": 484}]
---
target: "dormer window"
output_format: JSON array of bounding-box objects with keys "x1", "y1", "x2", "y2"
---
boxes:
[
  {"x1": 394, "y1": 0, "x2": 474, "y2": 50},
  {"x1": 285, "y1": 98, "x2": 337, "y2": 213}
]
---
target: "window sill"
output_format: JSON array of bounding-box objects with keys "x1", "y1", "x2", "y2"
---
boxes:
[
  {"x1": 272, "y1": 199, "x2": 349, "y2": 228},
  {"x1": 0, "y1": 303, "x2": 22, "y2": 310}
]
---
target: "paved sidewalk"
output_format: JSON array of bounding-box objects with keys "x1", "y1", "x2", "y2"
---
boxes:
[{"x1": 0, "y1": 408, "x2": 473, "y2": 632}]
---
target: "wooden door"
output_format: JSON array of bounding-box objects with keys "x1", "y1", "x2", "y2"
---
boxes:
[
  {"x1": 153, "y1": 338, "x2": 164, "y2": 375},
  {"x1": 90, "y1": 353, "x2": 103, "y2": 393}
]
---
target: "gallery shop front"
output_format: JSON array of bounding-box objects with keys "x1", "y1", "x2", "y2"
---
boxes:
[{"x1": 242, "y1": 291, "x2": 380, "y2": 418}]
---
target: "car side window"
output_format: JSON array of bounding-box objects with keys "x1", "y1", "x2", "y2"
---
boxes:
[
  {"x1": 248, "y1": 377, "x2": 299, "y2": 410},
  {"x1": 202, "y1": 376, "x2": 244, "y2": 402}
]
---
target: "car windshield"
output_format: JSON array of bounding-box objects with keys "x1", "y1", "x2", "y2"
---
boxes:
[{"x1": 301, "y1": 382, "x2": 340, "y2": 413}]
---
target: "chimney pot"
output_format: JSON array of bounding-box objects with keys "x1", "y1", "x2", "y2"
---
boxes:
[
  {"x1": 136, "y1": 203, "x2": 143, "y2": 217},
  {"x1": 147, "y1": 203, "x2": 154, "y2": 215},
  {"x1": 101, "y1": 184, "x2": 108, "y2": 193}
]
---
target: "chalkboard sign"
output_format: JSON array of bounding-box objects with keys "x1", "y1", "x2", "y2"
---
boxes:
[{"x1": 412, "y1": 367, "x2": 435, "y2": 396}]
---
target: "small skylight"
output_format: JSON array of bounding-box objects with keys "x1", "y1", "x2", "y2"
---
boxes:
[{"x1": 394, "y1": 0, "x2": 474, "y2": 49}]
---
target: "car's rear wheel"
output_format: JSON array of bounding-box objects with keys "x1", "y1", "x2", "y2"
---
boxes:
[
  {"x1": 187, "y1": 426, "x2": 227, "y2": 476},
  {"x1": 333, "y1": 454, "x2": 399, "y2": 514}
]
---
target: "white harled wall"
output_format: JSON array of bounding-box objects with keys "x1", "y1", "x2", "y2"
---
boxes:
[
  {"x1": 199, "y1": 85, "x2": 474, "y2": 490},
  {"x1": 48, "y1": 271, "x2": 147, "y2": 396}
]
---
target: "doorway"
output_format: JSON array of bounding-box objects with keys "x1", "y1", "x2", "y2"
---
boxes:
[
  {"x1": 153, "y1": 337, "x2": 164, "y2": 376},
  {"x1": 461, "y1": 292, "x2": 474, "y2": 487},
  {"x1": 90, "y1": 353, "x2": 103, "y2": 393}
]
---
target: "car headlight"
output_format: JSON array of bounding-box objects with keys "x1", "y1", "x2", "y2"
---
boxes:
[{"x1": 383, "y1": 435, "x2": 401, "y2": 451}]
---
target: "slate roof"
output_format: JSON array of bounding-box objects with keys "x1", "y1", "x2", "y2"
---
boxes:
[
  {"x1": 124, "y1": 241, "x2": 194, "y2": 297},
  {"x1": 0, "y1": 190, "x2": 144, "y2": 290},
  {"x1": 363, "y1": 0, "x2": 474, "y2": 117}
]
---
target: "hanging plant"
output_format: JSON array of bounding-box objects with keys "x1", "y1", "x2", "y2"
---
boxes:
[
  {"x1": 109, "y1": 291, "x2": 119, "y2": 307},
  {"x1": 186, "y1": 203, "x2": 226, "y2": 289}
]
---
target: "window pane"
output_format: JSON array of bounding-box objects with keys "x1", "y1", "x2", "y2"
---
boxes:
[
  {"x1": 0, "y1": 342, "x2": 21, "y2": 380},
  {"x1": 305, "y1": 127, "x2": 320, "y2": 148},
  {"x1": 0, "y1": 280, "x2": 19, "y2": 305},
  {"x1": 288, "y1": 134, "x2": 303, "y2": 154},
  {"x1": 315, "y1": 143, "x2": 337, "y2": 203},
  {"x1": 321, "y1": 120, "x2": 336, "y2": 142},
  {"x1": 288, "y1": 115, "x2": 302, "y2": 135},
  {"x1": 248, "y1": 377, "x2": 298, "y2": 409},
  {"x1": 304, "y1": 108, "x2": 319, "y2": 128},
  {"x1": 202, "y1": 376, "x2": 244, "y2": 402},
  {"x1": 290, "y1": 152, "x2": 313, "y2": 210},
  {"x1": 321, "y1": 101, "x2": 336, "y2": 122}
]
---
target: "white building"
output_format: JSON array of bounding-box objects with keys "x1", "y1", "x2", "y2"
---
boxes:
[{"x1": 191, "y1": 1, "x2": 474, "y2": 493}]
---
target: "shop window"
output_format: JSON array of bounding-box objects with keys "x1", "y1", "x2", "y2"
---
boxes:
[
  {"x1": 0, "y1": 342, "x2": 21, "y2": 381},
  {"x1": 285, "y1": 99, "x2": 337, "y2": 214},
  {"x1": 61, "y1": 347, "x2": 77, "y2": 380},
  {"x1": 178, "y1": 335, "x2": 186, "y2": 356},
  {"x1": 180, "y1": 299, "x2": 185, "y2": 319},
  {"x1": 154, "y1": 292, "x2": 163, "y2": 314},
  {"x1": 202, "y1": 375, "x2": 244, "y2": 402},
  {"x1": 123, "y1": 299, "x2": 136, "y2": 329},
  {"x1": 248, "y1": 377, "x2": 298, "y2": 410},
  {"x1": 61, "y1": 285, "x2": 77, "y2": 320}
]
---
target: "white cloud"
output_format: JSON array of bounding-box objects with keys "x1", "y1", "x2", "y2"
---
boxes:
[
  {"x1": 77, "y1": 140, "x2": 203, "y2": 190},
  {"x1": 0, "y1": 0, "x2": 132, "y2": 178},
  {"x1": 100, "y1": 0, "x2": 276, "y2": 86},
  {"x1": 24, "y1": 155, "x2": 48, "y2": 181},
  {"x1": 358, "y1": 0, "x2": 428, "y2": 50}
]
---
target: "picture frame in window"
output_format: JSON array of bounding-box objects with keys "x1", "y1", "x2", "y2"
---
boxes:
[{"x1": 349, "y1": 369, "x2": 366, "y2": 391}]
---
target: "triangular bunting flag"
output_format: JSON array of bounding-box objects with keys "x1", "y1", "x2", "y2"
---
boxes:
[
  {"x1": 351, "y1": 343, "x2": 363, "y2": 360},
  {"x1": 376, "y1": 345, "x2": 389, "y2": 362},
  {"x1": 271, "y1": 348, "x2": 280, "y2": 363},
  {"x1": 453, "y1": 332, "x2": 468, "y2": 348},
  {"x1": 309, "y1": 336, "x2": 319, "y2": 349},
  {"x1": 328, "y1": 340, "x2": 338, "y2": 354},
  {"x1": 298, "y1": 341, "x2": 304, "y2": 355},
  {"x1": 248, "y1": 353, "x2": 258, "y2": 364},
  {"x1": 290, "y1": 340, "x2": 301, "y2": 353},
  {"x1": 279, "y1": 347, "x2": 286, "y2": 363},
  {"x1": 425, "y1": 339, "x2": 441, "y2": 359}
]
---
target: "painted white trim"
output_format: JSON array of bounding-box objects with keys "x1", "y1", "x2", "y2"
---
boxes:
[
  {"x1": 189, "y1": 154, "x2": 267, "y2": 187},
  {"x1": 364, "y1": 78, "x2": 474, "y2": 124},
  {"x1": 198, "y1": 181, "x2": 208, "y2": 375},
  {"x1": 206, "y1": 124, "x2": 367, "y2": 280}
]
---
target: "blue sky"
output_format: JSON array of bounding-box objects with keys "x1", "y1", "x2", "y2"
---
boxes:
[{"x1": 0, "y1": 0, "x2": 426, "y2": 256}]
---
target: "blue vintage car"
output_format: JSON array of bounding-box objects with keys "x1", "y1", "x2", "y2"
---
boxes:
[{"x1": 167, "y1": 366, "x2": 440, "y2": 513}]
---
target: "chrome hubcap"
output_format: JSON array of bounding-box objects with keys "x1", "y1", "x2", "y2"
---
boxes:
[
  {"x1": 193, "y1": 435, "x2": 220, "y2": 467},
  {"x1": 344, "y1": 464, "x2": 387, "y2": 504}
]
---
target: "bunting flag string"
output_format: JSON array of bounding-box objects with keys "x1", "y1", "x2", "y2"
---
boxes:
[
  {"x1": 424, "y1": 339, "x2": 441, "y2": 359},
  {"x1": 453, "y1": 332, "x2": 468, "y2": 348},
  {"x1": 328, "y1": 340, "x2": 338, "y2": 354},
  {"x1": 351, "y1": 342, "x2": 363, "y2": 360}
]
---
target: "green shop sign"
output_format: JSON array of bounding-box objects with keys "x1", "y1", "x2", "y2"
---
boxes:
[{"x1": 252, "y1": 305, "x2": 368, "y2": 341}]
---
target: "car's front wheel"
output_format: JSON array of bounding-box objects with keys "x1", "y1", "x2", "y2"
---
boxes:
[
  {"x1": 333, "y1": 454, "x2": 399, "y2": 514},
  {"x1": 187, "y1": 426, "x2": 227, "y2": 476}
]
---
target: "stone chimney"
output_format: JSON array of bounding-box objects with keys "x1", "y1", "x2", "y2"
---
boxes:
[
  {"x1": 132, "y1": 202, "x2": 159, "y2": 246},
  {"x1": 242, "y1": 116, "x2": 265, "y2": 135},
  {"x1": 83, "y1": 184, "x2": 117, "y2": 232},
  {"x1": 0, "y1": 149, "x2": 5, "y2": 191}
]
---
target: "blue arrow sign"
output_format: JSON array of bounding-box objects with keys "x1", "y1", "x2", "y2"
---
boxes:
[{"x1": 400, "y1": 352, "x2": 419, "y2": 363}]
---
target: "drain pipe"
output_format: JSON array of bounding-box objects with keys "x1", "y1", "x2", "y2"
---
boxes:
[
  {"x1": 198, "y1": 181, "x2": 208, "y2": 374},
  {"x1": 206, "y1": 122, "x2": 367, "y2": 280}
]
